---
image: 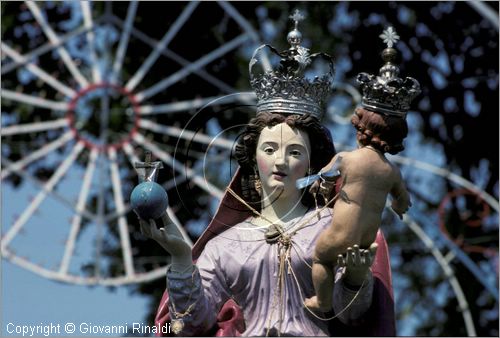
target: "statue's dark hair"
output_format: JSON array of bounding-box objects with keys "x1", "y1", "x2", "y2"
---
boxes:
[
  {"x1": 234, "y1": 112, "x2": 336, "y2": 210},
  {"x1": 351, "y1": 107, "x2": 408, "y2": 155}
]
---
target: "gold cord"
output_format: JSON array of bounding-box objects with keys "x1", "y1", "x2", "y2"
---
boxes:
[
  {"x1": 225, "y1": 186, "x2": 338, "y2": 234},
  {"x1": 166, "y1": 268, "x2": 198, "y2": 320},
  {"x1": 287, "y1": 255, "x2": 366, "y2": 321},
  {"x1": 225, "y1": 186, "x2": 363, "y2": 329}
]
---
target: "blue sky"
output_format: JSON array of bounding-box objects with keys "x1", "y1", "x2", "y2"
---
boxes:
[
  {"x1": 1, "y1": 180, "x2": 153, "y2": 336},
  {"x1": 2, "y1": 262, "x2": 150, "y2": 336}
]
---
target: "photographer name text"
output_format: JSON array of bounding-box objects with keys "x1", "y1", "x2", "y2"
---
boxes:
[{"x1": 6, "y1": 322, "x2": 171, "y2": 336}]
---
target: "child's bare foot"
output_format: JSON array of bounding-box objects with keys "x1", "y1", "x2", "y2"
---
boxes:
[{"x1": 304, "y1": 296, "x2": 331, "y2": 312}]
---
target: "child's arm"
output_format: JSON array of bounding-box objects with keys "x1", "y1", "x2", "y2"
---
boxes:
[
  {"x1": 390, "y1": 169, "x2": 411, "y2": 219},
  {"x1": 320, "y1": 152, "x2": 344, "y2": 177},
  {"x1": 308, "y1": 152, "x2": 345, "y2": 196}
]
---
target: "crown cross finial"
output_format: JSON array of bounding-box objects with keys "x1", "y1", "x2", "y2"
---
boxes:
[
  {"x1": 357, "y1": 26, "x2": 420, "y2": 118},
  {"x1": 379, "y1": 26, "x2": 400, "y2": 48},
  {"x1": 290, "y1": 9, "x2": 305, "y2": 29},
  {"x1": 287, "y1": 10, "x2": 305, "y2": 47}
]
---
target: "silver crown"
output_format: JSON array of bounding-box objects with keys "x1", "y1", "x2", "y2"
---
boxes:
[
  {"x1": 357, "y1": 27, "x2": 421, "y2": 118},
  {"x1": 249, "y1": 10, "x2": 335, "y2": 120}
]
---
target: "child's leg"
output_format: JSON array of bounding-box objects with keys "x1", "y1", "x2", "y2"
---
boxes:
[{"x1": 304, "y1": 258, "x2": 334, "y2": 312}]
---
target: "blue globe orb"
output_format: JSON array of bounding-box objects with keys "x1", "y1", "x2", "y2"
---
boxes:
[{"x1": 130, "y1": 181, "x2": 168, "y2": 220}]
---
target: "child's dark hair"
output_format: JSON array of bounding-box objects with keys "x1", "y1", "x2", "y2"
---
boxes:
[
  {"x1": 351, "y1": 107, "x2": 408, "y2": 155},
  {"x1": 234, "y1": 112, "x2": 336, "y2": 210}
]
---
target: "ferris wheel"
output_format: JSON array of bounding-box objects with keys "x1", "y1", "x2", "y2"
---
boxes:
[
  {"x1": 1, "y1": 1, "x2": 498, "y2": 336},
  {"x1": 1, "y1": 0, "x2": 259, "y2": 285}
]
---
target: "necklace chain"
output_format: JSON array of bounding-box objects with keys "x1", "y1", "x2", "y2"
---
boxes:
[
  {"x1": 218, "y1": 187, "x2": 364, "y2": 333},
  {"x1": 225, "y1": 187, "x2": 338, "y2": 237}
]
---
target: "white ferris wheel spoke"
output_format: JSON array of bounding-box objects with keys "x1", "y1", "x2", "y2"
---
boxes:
[
  {"x1": 1, "y1": 118, "x2": 69, "y2": 137},
  {"x1": 124, "y1": 143, "x2": 197, "y2": 248},
  {"x1": 121, "y1": 144, "x2": 227, "y2": 213},
  {"x1": 59, "y1": 148, "x2": 99, "y2": 275},
  {"x1": 392, "y1": 155, "x2": 499, "y2": 213},
  {"x1": 2, "y1": 245, "x2": 168, "y2": 285},
  {"x1": 25, "y1": 0, "x2": 89, "y2": 88},
  {"x1": 1, "y1": 23, "x2": 94, "y2": 76},
  {"x1": 401, "y1": 212, "x2": 477, "y2": 336},
  {"x1": 139, "y1": 119, "x2": 234, "y2": 150},
  {"x1": 163, "y1": 150, "x2": 230, "y2": 191},
  {"x1": 166, "y1": 206, "x2": 193, "y2": 247},
  {"x1": 1, "y1": 89, "x2": 68, "y2": 111},
  {"x1": 411, "y1": 207, "x2": 499, "y2": 301},
  {"x1": 216, "y1": 2, "x2": 271, "y2": 69},
  {"x1": 108, "y1": 14, "x2": 236, "y2": 94},
  {"x1": 137, "y1": 92, "x2": 256, "y2": 115},
  {"x1": 138, "y1": 96, "x2": 222, "y2": 115},
  {"x1": 1, "y1": 142, "x2": 85, "y2": 251},
  {"x1": 125, "y1": 144, "x2": 199, "y2": 248},
  {"x1": 132, "y1": 133, "x2": 223, "y2": 199},
  {"x1": 108, "y1": 148, "x2": 135, "y2": 277},
  {"x1": 122, "y1": 142, "x2": 141, "y2": 167},
  {"x1": 338, "y1": 142, "x2": 500, "y2": 213},
  {"x1": 1, "y1": 43, "x2": 76, "y2": 98},
  {"x1": 111, "y1": 0, "x2": 138, "y2": 84},
  {"x1": 164, "y1": 49, "x2": 236, "y2": 93},
  {"x1": 126, "y1": 139, "x2": 206, "y2": 249},
  {"x1": 1, "y1": 156, "x2": 98, "y2": 222},
  {"x1": 81, "y1": 1, "x2": 101, "y2": 84},
  {"x1": 217, "y1": 2, "x2": 260, "y2": 42},
  {"x1": 1, "y1": 130, "x2": 74, "y2": 180},
  {"x1": 135, "y1": 33, "x2": 251, "y2": 102},
  {"x1": 217, "y1": 2, "x2": 272, "y2": 69},
  {"x1": 1, "y1": 247, "x2": 94, "y2": 284},
  {"x1": 124, "y1": 1, "x2": 199, "y2": 92}
]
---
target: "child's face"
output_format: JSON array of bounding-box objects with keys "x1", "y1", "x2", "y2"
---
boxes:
[{"x1": 255, "y1": 122, "x2": 311, "y2": 199}]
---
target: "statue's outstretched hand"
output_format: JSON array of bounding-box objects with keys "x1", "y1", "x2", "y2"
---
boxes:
[
  {"x1": 336, "y1": 243, "x2": 378, "y2": 286},
  {"x1": 139, "y1": 214, "x2": 192, "y2": 272}
]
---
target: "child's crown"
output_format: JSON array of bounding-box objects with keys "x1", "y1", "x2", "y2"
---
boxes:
[{"x1": 357, "y1": 27, "x2": 421, "y2": 118}]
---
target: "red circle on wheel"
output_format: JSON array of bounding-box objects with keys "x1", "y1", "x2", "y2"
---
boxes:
[{"x1": 66, "y1": 83, "x2": 140, "y2": 152}]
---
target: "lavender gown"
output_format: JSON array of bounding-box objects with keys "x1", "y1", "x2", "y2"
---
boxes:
[{"x1": 165, "y1": 208, "x2": 373, "y2": 336}]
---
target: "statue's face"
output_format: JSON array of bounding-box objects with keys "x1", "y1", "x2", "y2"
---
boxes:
[{"x1": 256, "y1": 122, "x2": 311, "y2": 199}]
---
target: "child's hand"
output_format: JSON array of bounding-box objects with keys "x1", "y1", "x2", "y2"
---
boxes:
[
  {"x1": 309, "y1": 179, "x2": 335, "y2": 199},
  {"x1": 308, "y1": 155, "x2": 342, "y2": 200},
  {"x1": 391, "y1": 198, "x2": 411, "y2": 219}
]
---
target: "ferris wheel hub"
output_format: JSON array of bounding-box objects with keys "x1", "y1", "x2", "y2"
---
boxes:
[{"x1": 67, "y1": 83, "x2": 140, "y2": 152}]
